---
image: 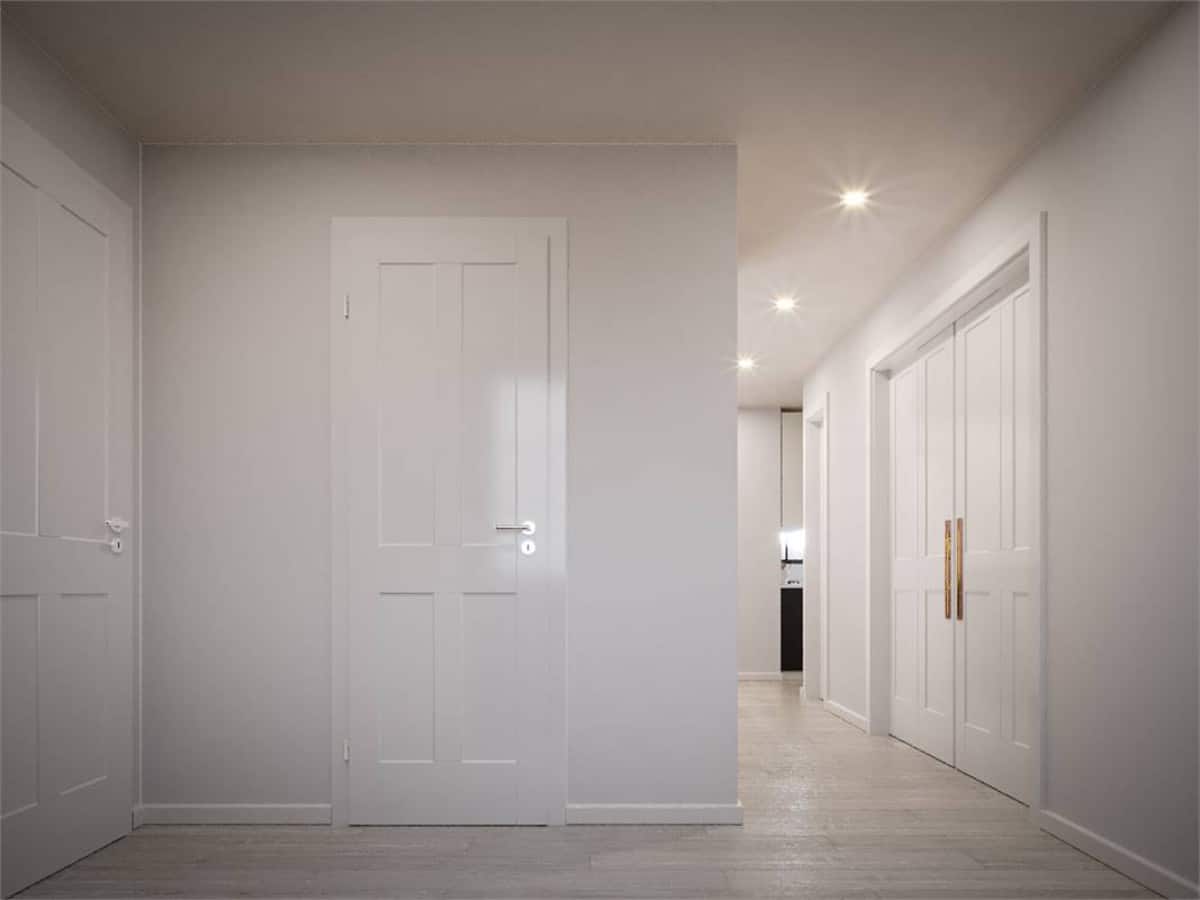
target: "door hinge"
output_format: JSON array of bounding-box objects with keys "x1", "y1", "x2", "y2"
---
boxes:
[
  {"x1": 343, "y1": 738, "x2": 351, "y2": 763},
  {"x1": 343, "y1": 293, "x2": 350, "y2": 320}
]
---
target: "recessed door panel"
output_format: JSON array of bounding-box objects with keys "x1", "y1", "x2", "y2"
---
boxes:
[
  {"x1": 461, "y1": 264, "x2": 517, "y2": 549},
  {"x1": 961, "y1": 312, "x2": 1002, "y2": 555},
  {"x1": 923, "y1": 589, "x2": 953, "y2": 719},
  {"x1": 2, "y1": 170, "x2": 40, "y2": 536},
  {"x1": 2, "y1": 595, "x2": 39, "y2": 815},
  {"x1": 962, "y1": 588, "x2": 1001, "y2": 734},
  {"x1": 379, "y1": 264, "x2": 438, "y2": 547},
  {"x1": 375, "y1": 594, "x2": 436, "y2": 763},
  {"x1": 892, "y1": 589, "x2": 918, "y2": 706},
  {"x1": 38, "y1": 199, "x2": 109, "y2": 542},
  {"x1": 462, "y1": 593, "x2": 519, "y2": 763}
]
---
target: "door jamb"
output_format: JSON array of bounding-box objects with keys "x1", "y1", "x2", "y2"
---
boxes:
[
  {"x1": 803, "y1": 399, "x2": 830, "y2": 705},
  {"x1": 328, "y1": 217, "x2": 569, "y2": 827},
  {"x1": 863, "y1": 214, "x2": 1046, "y2": 817}
]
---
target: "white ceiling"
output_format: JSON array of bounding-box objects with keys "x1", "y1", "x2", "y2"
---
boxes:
[{"x1": 5, "y1": 1, "x2": 1167, "y2": 405}]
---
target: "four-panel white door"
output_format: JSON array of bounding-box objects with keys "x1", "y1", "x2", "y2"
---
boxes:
[
  {"x1": 2, "y1": 115, "x2": 135, "y2": 896},
  {"x1": 890, "y1": 286, "x2": 1036, "y2": 804},
  {"x1": 340, "y1": 218, "x2": 560, "y2": 825}
]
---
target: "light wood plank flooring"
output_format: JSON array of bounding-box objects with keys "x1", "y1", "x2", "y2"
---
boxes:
[{"x1": 21, "y1": 682, "x2": 1153, "y2": 898}]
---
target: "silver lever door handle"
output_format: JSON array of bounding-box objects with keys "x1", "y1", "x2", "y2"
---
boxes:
[{"x1": 495, "y1": 520, "x2": 536, "y2": 536}]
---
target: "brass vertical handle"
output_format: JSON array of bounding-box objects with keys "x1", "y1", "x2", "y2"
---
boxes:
[
  {"x1": 955, "y1": 517, "x2": 964, "y2": 620},
  {"x1": 943, "y1": 520, "x2": 952, "y2": 619}
]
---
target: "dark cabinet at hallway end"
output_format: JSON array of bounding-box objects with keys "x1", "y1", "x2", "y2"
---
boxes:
[{"x1": 781, "y1": 587, "x2": 803, "y2": 672}]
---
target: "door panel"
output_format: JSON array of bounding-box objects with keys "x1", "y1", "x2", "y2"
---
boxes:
[
  {"x1": 1, "y1": 114, "x2": 135, "y2": 897},
  {"x1": 889, "y1": 330, "x2": 955, "y2": 764},
  {"x1": 343, "y1": 219, "x2": 561, "y2": 825},
  {"x1": 954, "y1": 288, "x2": 1036, "y2": 803},
  {"x1": 38, "y1": 199, "x2": 109, "y2": 541}
]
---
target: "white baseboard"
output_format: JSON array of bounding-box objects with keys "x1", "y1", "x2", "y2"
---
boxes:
[
  {"x1": 781, "y1": 671, "x2": 805, "y2": 684},
  {"x1": 564, "y1": 802, "x2": 743, "y2": 825},
  {"x1": 139, "y1": 803, "x2": 332, "y2": 825},
  {"x1": 824, "y1": 699, "x2": 868, "y2": 732},
  {"x1": 738, "y1": 672, "x2": 782, "y2": 681},
  {"x1": 1034, "y1": 809, "x2": 1198, "y2": 899},
  {"x1": 132, "y1": 805, "x2": 145, "y2": 828}
]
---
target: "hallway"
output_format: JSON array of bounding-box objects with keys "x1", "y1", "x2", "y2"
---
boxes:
[{"x1": 22, "y1": 683, "x2": 1151, "y2": 899}]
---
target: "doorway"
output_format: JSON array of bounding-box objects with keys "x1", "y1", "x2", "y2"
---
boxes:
[
  {"x1": 329, "y1": 217, "x2": 568, "y2": 825},
  {"x1": 866, "y1": 218, "x2": 1045, "y2": 808}
]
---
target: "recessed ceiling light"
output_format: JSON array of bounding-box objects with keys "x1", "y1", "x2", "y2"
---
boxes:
[
  {"x1": 773, "y1": 296, "x2": 797, "y2": 312},
  {"x1": 839, "y1": 188, "x2": 871, "y2": 210},
  {"x1": 737, "y1": 356, "x2": 758, "y2": 371}
]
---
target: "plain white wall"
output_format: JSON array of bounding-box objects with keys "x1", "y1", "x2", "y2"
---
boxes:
[
  {"x1": 804, "y1": 5, "x2": 1198, "y2": 887},
  {"x1": 737, "y1": 408, "x2": 780, "y2": 675},
  {"x1": 141, "y1": 144, "x2": 739, "y2": 812},
  {"x1": 1, "y1": 18, "x2": 138, "y2": 208},
  {"x1": 781, "y1": 411, "x2": 804, "y2": 531}
]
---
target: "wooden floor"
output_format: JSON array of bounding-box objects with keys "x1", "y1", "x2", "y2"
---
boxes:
[{"x1": 22, "y1": 682, "x2": 1153, "y2": 898}]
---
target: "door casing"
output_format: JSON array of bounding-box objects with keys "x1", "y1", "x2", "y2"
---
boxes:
[
  {"x1": 863, "y1": 214, "x2": 1047, "y2": 818},
  {"x1": 328, "y1": 217, "x2": 569, "y2": 826}
]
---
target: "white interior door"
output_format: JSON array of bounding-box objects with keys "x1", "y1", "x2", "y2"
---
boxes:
[
  {"x1": 954, "y1": 286, "x2": 1037, "y2": 804},
  {"x1": 889, "y1": 330, "x2": 956, "y2": 764},
  {"x1": 1, "y1": 113, "x2": 135, "y2": 896},
  {"x1": 340, "y1": 218, "x2": 562, "y2": 825}
]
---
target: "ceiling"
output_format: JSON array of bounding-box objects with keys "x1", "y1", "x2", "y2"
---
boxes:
[{"x1": 5, "y1": 1, "x2": 1168, "y2": 405}]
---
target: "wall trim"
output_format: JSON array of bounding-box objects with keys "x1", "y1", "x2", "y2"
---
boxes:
[
  {"x1": 131, "y1": 805, "x2": 145, "y2": 829},
  {"x1": 139, "y1": 804, "x2": 333, "y2": 825},
  {"x1": 1035, "y1": 809, "x2": 1198, "y2": 899},
  {"x1": 738, "y1": 671, "x2": 782, "y2": 681},
  {"x1": 781, "y1": 671, "x2": 805, "y2": 683},
  {"x1": 564, "y1": 802, "x2": 743, "y2": 825},
  {"x1": 824, "y1": 699, "x2": 868, "y2": 732}
]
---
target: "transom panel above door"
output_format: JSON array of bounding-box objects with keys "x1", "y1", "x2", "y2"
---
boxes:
[{"x1": 332, "y1": 218, "x2": 566, "y2": 825}]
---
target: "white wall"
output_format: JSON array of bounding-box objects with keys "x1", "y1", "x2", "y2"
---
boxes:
[
  {"x1": 804, "y1": 6, "x2": 1198, "y2": 890},
  {"x1": 141, "y1": 144, "x2": 738, "y2": 815},
  {"x1": 781, "y1": 411, "x2": 804, "y2": 531},
  {"x1": 737, "y1": 408, "x2": 780, "y2": 675},
  {"x1": 1, "y1": 18, "x2": 138, "y2": 208}
]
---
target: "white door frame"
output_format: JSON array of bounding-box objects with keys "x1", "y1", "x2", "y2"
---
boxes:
[
  {"x1": 863, "y1": 214, "x2": 1046, "y2": 817},
  {"x1": 803, "y1": 399, "x2": 829, "y2": 704},
  {"x1": 328, "y1": 216, "x2": 569, "y2": 827}
]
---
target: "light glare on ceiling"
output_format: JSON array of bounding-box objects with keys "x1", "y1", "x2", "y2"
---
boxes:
[
  {"x1": 839, "y1": 188, "x2": 871, "y2": 209},
  {"x1": 737, "y1": 356, "x2": 758, "y2": 371},
  {"x1": 773, "y1": 296, "x2": 797, "y2": 312}
]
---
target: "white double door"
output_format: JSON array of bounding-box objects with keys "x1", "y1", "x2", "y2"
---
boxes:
[
  {"x1": 889, "y1": 285, "x2": 1037, "y2": 803},
  {"x1": 2, "y1": 113, "x2": 135, "y2": 895},
  {"x1": 338, "y1": 218, "x2": 562, "y2": 825}
]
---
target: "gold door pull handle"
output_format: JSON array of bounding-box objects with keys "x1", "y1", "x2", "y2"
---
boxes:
[
  {"x1": 943, "y1": 520, "x2": 952, "y2": 620},
  {"x1": 955, "y1": 517, "x2": 964, "y2": 620}
]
